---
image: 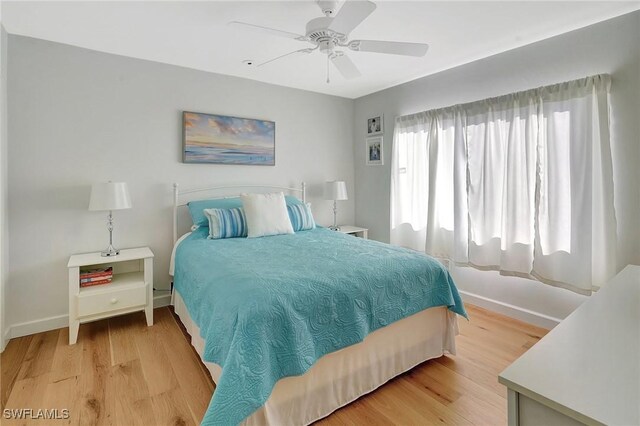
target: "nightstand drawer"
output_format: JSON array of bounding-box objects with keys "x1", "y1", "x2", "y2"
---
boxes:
[{"x1": 77, "y1": 284, "x2": 147, "y2": 317}]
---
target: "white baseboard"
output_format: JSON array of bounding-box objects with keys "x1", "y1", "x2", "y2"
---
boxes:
[
  {"x1": 459, "y1": 290, "x2": 561, "y2": 329},
  {"x1": 0, "y1": 290, "x2": 559, "y2": 342},
  {"x1": 153, "y1": 291, "x2": 172, "y2": 308},
  {"x1": 6, "y1": 291, "x2": 173, "y2": 341},
  {"x1": 9, "y1": 314, "x2": 68, "y2": 339},
  {"x1": 1, "y1": 328, "x2": 9, "y2": 352}
]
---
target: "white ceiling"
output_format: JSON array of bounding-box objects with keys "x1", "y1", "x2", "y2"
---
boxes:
[{"x1": 3, "y1": 1, "x2": 639, "y2": 99}]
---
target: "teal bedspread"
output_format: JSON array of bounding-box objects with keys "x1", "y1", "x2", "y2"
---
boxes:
[{"x1": 174, "y1": 227, "x2": 467, "y2": 425}]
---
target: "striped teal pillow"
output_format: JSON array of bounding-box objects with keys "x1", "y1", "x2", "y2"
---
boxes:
[
  {"x1": 287, "y1": 203, "x2": 316, "y2": 232},
  {"x1": 203, "y1": 208, "x2": 248, "y2": 239}
]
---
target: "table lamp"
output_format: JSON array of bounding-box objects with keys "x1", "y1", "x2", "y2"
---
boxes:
[
  {"x1": 324, "y1": 181, "x2": 348, "y2": 231},
  {"x1": 89, "y1": 182, "x2": 132, "y2": 257}
]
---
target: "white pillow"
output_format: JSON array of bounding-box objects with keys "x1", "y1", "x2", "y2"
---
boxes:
[{"x1": 241, "y1": 192, "x2": 294, "y2": 238}]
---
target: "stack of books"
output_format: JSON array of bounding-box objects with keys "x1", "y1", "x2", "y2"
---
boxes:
[{"x1": 79, "y1": 266, "x2": 113, "y2": 288}]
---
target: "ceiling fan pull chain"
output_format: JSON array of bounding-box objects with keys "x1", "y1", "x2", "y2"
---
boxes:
[{"x1": 326, "y1": 55, "x2": 330, "y2": 84}]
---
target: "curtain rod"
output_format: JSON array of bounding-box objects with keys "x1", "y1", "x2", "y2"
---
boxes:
[{"x1": 396, "y1": 73, "x2": 611, "y2": 123}]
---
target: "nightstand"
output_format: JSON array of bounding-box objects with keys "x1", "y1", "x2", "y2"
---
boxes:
[
  {"x1": 337, "y1": 226, "x2": 369, "y2": 239},
  {"x1": 67, "y1": 247, "x2": 154, "y2": 345}
]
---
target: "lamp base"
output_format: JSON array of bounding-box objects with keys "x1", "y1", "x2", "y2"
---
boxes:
[
  {"x1": 329, "y1": 226, "x2": 341, "y2": 231},
  {"x1": 101, "y1": 245, "x2": 120, "y2": 257}
]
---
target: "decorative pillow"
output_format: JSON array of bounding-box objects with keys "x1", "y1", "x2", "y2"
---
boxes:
[
  {"x1": 204, "y1": 208, "x2": 248, "y2": 239},
  {"x1": 188, "y1": 198, "x2": 242, "y2": 229},
  {"x1": 241, "y1": 192, "x2": 294, "y2": 238},
  {"x1": 188, "y1": 195, "x2": 303, "y2": 229},
  {"x1": 288, "y1": 203, "x2": 316, "y2": 232}
]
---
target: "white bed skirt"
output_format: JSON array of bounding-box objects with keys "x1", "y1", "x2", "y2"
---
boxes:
[{"x1": 173, "y1": 291, "x2": 459, "y2": 425}]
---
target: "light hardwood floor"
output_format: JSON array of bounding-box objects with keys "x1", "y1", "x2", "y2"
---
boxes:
[{"x1": 1, "y1": 305, "x2": 547, "y2": 425}]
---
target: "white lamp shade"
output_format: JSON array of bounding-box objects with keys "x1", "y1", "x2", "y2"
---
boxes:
[
  {"x1": 89, "y1": 182, "x2": 132, "y2": 211},
  {"x1": 324, "y1": 181, "x2": 348, "y2": 201}
]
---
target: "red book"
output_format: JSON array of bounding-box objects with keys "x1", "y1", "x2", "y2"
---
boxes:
[
  {"x1": 80, "y1": 267, "x2": 113, "y2": 279},
  {"x1": 80, "y1": 275, "x2": 113, "y2": 284},
  {"x1": 80, "y1": 272, "x2": 113, "y2": 280},
  {"x1": 80, "y1": 278, "x2": 112, "y2": 287}
]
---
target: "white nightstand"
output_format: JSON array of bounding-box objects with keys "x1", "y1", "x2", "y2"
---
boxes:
[
  {"x1": 337, "y1": 226, "x2": 369, "y2": 239},
  {"x1": 67, "y1": 247, "x2": 154, "y2": 345}
]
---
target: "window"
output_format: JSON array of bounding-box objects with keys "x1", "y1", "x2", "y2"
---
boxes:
[{"x1": 391, "y1": 75, "x2": 616, "y2": 294}]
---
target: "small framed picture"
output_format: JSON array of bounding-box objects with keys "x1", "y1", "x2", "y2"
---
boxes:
[
  {"x1": 367, "y1": 114, "x2": 383, "y2": 136},
  {"x1": 366, "y1": 136, "x2": 383, "y2": 166}
]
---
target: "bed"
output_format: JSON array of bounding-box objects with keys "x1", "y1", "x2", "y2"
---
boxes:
[{"x1": 170, "y1": 183, "x2": 467, "y2": 425}]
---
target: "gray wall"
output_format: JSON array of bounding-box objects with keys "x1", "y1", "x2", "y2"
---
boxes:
[
  {"x1": 353, "y1": 11, "x2": 640, "y2": 325},
  {"x1": 5, "y1": 11, "x2": 640, "y2": 334},
  {"x1": 7, "y1": 36, "x2": 354, "y2": 332},
  {"x1": 0, "y1": 25, "x2": 8, "y2": 349}
]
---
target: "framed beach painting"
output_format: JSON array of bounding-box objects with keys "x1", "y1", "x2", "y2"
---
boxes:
[{"x1": 183, "y1": 111, "x2": 275, "y2": 165}]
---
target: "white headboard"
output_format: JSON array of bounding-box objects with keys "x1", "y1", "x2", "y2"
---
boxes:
[{"x1": 172, "y1": 182, "x2": 306, "y2": 243}]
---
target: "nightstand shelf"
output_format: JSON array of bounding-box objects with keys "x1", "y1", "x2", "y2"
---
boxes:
[
  {"x1": 337, "y1": 225, "x2": 368, "y2": 239},
  {"x1": 68, "y1": 247, "x2": 154, "y2": 344},
  {"x1": 78, "y1": 271, "x2": 144, "y2": 295}
]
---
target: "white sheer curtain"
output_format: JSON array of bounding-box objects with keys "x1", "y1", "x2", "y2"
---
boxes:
[
  {"x1": 391, "y1": 75, "x2": 615, "y2": 294},
  {"x1": 391, "y1": 108, "x2": 469, "y2": 263}
]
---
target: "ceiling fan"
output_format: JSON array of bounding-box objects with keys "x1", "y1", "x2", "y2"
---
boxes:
[{"x1": 229, "y1": 0, "x2": 429, "y2": 83}]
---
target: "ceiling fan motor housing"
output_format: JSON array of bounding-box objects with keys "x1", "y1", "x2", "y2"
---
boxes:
[{"x1": 306, "y1": 16, "x2": 346, "y2": 49}]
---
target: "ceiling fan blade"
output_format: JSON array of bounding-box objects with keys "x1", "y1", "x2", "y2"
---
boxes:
[
  {"x1": 328, "y1": 1, "x2": 376, "y2": 36},
  {"x1": 349, "y1": 40, "x2": 429, "y2": 57},
  {"x1": 331, "y1": 53, "x2": 361, "y2": 79},
  {"x1": 257, "y1": 48, "x2": 315, "y2": 67},
  {"x1": 228, "y1": 21, "x2": 307, "y2": 41}
]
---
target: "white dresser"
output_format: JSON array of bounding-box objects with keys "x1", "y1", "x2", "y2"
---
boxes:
[{"x1": 499, "y1": 265, "x2": 639, "y2": 426}]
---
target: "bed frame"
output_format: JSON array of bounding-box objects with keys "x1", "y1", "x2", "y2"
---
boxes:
[{"x1": 172, "y1": 182, "x2": 306, "y2": 243}]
